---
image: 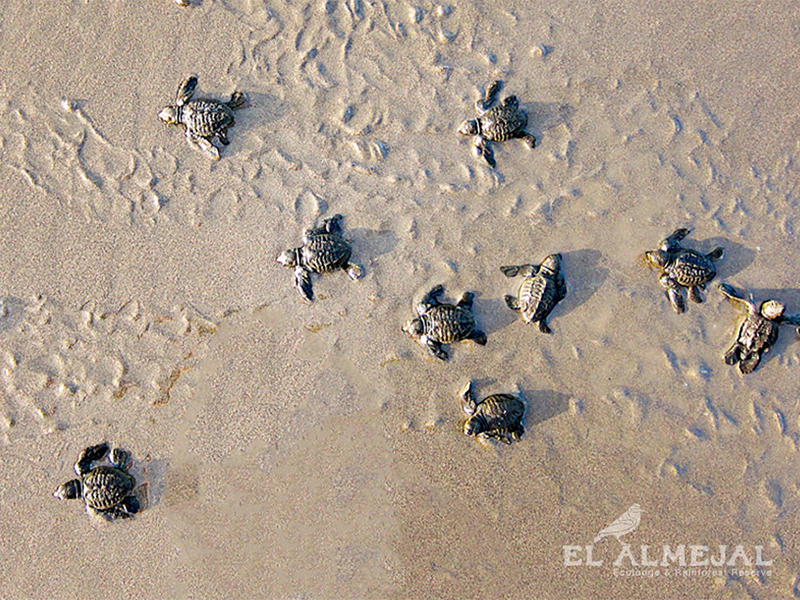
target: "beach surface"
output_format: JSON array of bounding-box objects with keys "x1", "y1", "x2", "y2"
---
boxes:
[{"x1": 1, "y1": 1, "x2": 799, "y2": 598}]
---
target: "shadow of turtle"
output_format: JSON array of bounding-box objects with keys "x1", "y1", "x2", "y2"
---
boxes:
[
  {"x1": 557, "y1": 249, "x2": 608, "y2": 318},
  {"x1": 0, "y1": 296, "x2": 28, "y2": 335},
  {"x1": 705, "y1": 238, "x2": 755, "y2": 279},
  {"x1": 717, "y1": 286, "x2": 800, "y2": 372},
  {"x1": 521, "y1": 388, "x2": 571, "y2": 427},
  {"x1": 236, "y1": 91, "x2": 289, "y2": 127},
  {"x1": 475, "y1": 294, "x2": 519, "y2": 337},
  {"x1": 348, "y1": 227, "x2": 398, "y2": 261},
  {"x1": 522, "y1": 102, "x2": 575, "y2": 140}
]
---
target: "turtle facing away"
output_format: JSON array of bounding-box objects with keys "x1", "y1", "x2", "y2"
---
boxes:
[
  {"x1": 646, "y1": 228, "x2": 724, "y2": 313},
  {"x1": 458, "y1": 80, "x2": 536, "y2": 168},
  {"x1": 277, "y1": 214, "x2": 363, "y2": 303},
  {"x1": 402, "y1": 284, "x2": 487, "y2": 361},
  {"x1": 718, "y1": 283, "x2": 800, "y2": 374},
  {"x1": 501, "y1": 253, "x2": 567, "y2": 333},
  {"x1": 460, "y1": 381, "x2": 526, "y2": 444},
  {"x1": 53, "y1": 442, "x2": 145, "y2": 521},
  {"x1": 158, "y1": 75, "x2": 246, "y2": 160}
]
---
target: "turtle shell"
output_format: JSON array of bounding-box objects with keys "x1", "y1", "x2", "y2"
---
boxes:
[
  {"x1": 738, "y1": 314, "x2": 779, "y2": 354},
  {"x1": 301, "y1": 234, "x2": 352, "y2": 273},
  {"x1": 480, "y1": 101, "x2": 527, "y2": 142},
  {"x1": 518, "y1": 274, "x2": 560, "y2": 323},
  {"x1": 82, "y1": 466, "x2": 135, "y2": 510},
  {"x1": 466, "y1": 394, "x2": 525, "y2": 437},
  {"x1": 666, "y1": 250, "x2": 716, "y2": 287},
  {"x1": 422, "y1": 304, "x2": 476, "y2": 343},
  {"x1": 182, "y1": 99, "x2": 235, "y2": 138}
]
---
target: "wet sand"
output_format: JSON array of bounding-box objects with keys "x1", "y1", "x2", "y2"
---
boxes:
[{"x1": 1, "y1": 1, "x2": 799, "y2": 598}]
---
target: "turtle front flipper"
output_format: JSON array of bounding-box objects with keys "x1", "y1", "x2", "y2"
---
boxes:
[
  {"x1": 294, "y1": 266, "x2": 314, "y2": 303},
  {"x1": 176, "y1": 75, "x2": 198, "y2": 106},
  {"x1": 556, "y1": 273, "x2": 568, "y2": 302},
  {"x1": 724, "y1": 343, "x2": 742, "y2": 366},
  {"x1": 660, "y1": 275, "x2": 685, "y2": 313},
  {"x1": 187, "y1": 131, "x2": 220, "y2": 160},
  {"x1": 688, "y1": 286, "x2": 704, "y2": 304},
  {"x1": 75, "y1": 442, "x2": 110, "y2": 476},
  {"x1": 322, "y1": 214, "x2": 344, "y2": 234},
  {"x1": 344, "y1": 262, "x2": 363, "y2": 280},
  {"x1": 421, "y1": 284, "x2": 445, "y2": 308},
  {"x1": 661, "y1": 228, "x2": 691, "y2": 251},
  {"x1": 500, "y1": 264, "x2": 538, "y2": 278},
  {"x1": 423, "y1": 336, "x2": 448, "y2": 361},
  {"x1": 227, "y1": 91, "x2": 246, "y2": 109},
  {"x1": 474, "y1": 137, "x2": 496, "y2": 168},
  {"x1": 476, "y1": 80, "x2": 502, "y2": 115},
  {"x1": 109, "y1": 448, "x2": 131, "y2": 470},
  {"x1": 504, "y1": 294, "x2": 521, "y2": 311}
]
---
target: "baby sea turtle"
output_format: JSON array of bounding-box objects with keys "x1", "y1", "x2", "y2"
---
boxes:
[
  {"x1": 158, "y1": 75, "x2": 246, "y2": 160},
  {"x1": 501, "y1": 253, "x2": 567, "y2": 333},
  {"x1": 53, "y1": 442, "x2": 145, "y2": 521},
  {"x1": 646, "y1": 228, "x2": 724, "y2": 313},
  {"x1": 718, "y1": 283, "x2": 800, "y2": 374},
  {"x1": 277, "y1": 214, "x2": 363, "y2": 303},
  {"x1": 402, "y1": 284, "x2": 486, "y2": 361},
  {"x1": 460, "y1": 381, "x2": 526, "y2": 444},
  {"x1": 458, "y1": 80, "x2": 536, "y2": 168}
]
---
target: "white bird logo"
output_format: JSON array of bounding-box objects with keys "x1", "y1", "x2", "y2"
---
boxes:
[{"x1": 594, "y1": 504, "x2": 643, "y2": 543}]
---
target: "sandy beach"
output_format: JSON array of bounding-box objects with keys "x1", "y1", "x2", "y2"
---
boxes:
[{"x1": 1, "y1": 0, "x2": 799, "y2": 598}]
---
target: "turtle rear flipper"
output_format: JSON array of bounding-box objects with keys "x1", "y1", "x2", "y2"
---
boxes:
[
  {"x1": 344, "y1": 262, "x2": 363, "y2": 280},
  {"x1": 294, "y1": 267, "x2": 314, "y2": 303},
  {"x1": 504, "y1": 294, "x2": 521, "y2": 311},
  {"x1": 537, "y1": 320, "x2": 552, "y2": 334},
  {"x1": 176, "y1": 76, "x2": 198, "y2": 106},
  {"x1": 423, "y1": 337, "x2": 448, "y2": 361},
  {"x1": 187, "y1": 131, "x2": 219, "y2": 160},
  {"x1": 469, "y1": 329, "x2": 487, "y2": 345},
  {"x1": 739, "y1": 352, "x2": 762, "y2": 374},
  {"x1": 227, "y1": 91, "x2": 246, "y2": 109},
  {"x1": 706, "y1": 247, "x2": 724, "y2": 262},
  {"x1": 217, "y1": 129, "x2": 230, "y2": 145},
  {"x1": 518, "y1": 130, "x2": 537, "y2": 149}
]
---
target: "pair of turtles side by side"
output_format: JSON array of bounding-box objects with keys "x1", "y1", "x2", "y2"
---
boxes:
[
  {"x1": 460, "y1": 381, "x2": 526, "y2": 444},
  {"x1": 403, "y1": 284, "x2": 487, "y2": 361},
  {"x1": 502, "y1": 253, "x2": 567, "y2": 333},
  {"x1": 159, "y1": 75, "x2": 246, "y2": 160},
  {"x1": 646, "y1": 228, "x2": 724, "y2": 314},
  {"x1": 54, "y1": 443, "x2": 145, "y2": 521},
  {"x1": 277, "y1": 214, "x2": 363, "y2": 303},
  {"x1": 459, "y1": 80, "x2": 537, "y2": 168},
  {"x1": 719, "y1": 283, "x2": 800, "y2": 375}
]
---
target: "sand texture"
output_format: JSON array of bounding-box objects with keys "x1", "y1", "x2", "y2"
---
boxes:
[{"x1": 1, "y1": 0, "x2": 800, "y2": 598}]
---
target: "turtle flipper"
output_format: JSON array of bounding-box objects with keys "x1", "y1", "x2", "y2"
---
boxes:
[
  {"x1": 739, "y1": 352, "x2": 762, "y2": 374},
  {"x1": 187, "y1": 131, "x2": 220, "y2": 160},
  {"x1": 217, "y1": 129, "x2": 230, "y2": 145},
  {"x1": 660, "y1": 275, "x2": 685, "y2": 313},
  {"x1": 75, "y1": 442, "x2": 110, "y2": 476},
  {"x1": 227, "y1": 91, "x2": 246, "y2": 109},
  {"x1": 706, "y1": 247, "x2": 724, "y2": 262},
  {"x1": 457, "y1": 292, "x2": 475, "y2": 309},
  {"x1": 322, "y1": 214, "x2": 344, "y2": 235},
  {"x1": 344, "y1": 262, "x2": 363, "y2": 280},
  {"x1": 459, "y1": 381, "x2": 479, "y2": 415},
  {"x1": 724, "y1": 344, "x2": 742, "y2": 366},
  {"x1": 294, "y1": 266, "x2": 313, "y2": 303},
  {"x1": 519, "y1": 130, "x2": 537, "y2": 149},
  {"x1": 476, "y1": 80, "x2": 502, "y2": 115},
  {"x1": 500, "y1": 264, "x2": 538, "y2": 278},
  {"x1": 661, "y1": 228, "x2": 691, "y2": 251},
  {"x1": 556, "y1": 273, "x2": 568, "y2": 302},
  {"x1": 537, "y1": 320, "x2": 552, "y2": 334},
  {"x1": 421, "y1": 284, "x2": 445, "y2": 307},
  {"x1": 479, "y1": 139, "x2": 496, "y2": 168},
  {"x1": 505, "y1": 294, "x2": 521, "y2": 311},
  {"x1": 688, "y1": 286, "x2": 704, "y2": 304},
  {"x1": 423, "y1": 337, "x2": 448, "y2": 361},
  {"x1": 109, "y1": 448, "x2": 131, "y2": 470},
  {"x1": 469, "y1": 329, "x2": 487, "y2": 345},
  {"x1": 176, "y1": 75, "x2": 198, "y2": 106}
]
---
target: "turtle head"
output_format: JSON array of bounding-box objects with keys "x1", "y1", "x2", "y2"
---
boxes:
[
  {"x1": 53, "y1": 479, "x2": 82, "y2": 501},
  {"x1": 458, "y1": 118, "x2": 480, "y2": 136},
  {"x1": 645, "y1": 249, "x2": 670, "y2": 269},
  {"x1": 464, "y1": 416, "x2": 484, "y2": 436},
  {"x1": 402, "y1": 317, "x2": 424, "y2": 339},
  {"x1": 158, "y1": 105, "x2": 180, "y2": 125},
  {"x1": 276, "y1": 248, "x2": 300, "y2": 268},
  {"x1": 541, "y1": 253, "x2": 562, "y2": 274},
  {"x1": 761, "y1": 300, "x2": 786, "y2": 320}
]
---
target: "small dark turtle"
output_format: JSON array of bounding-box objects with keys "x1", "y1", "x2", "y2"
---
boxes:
[
  {"x1": 158, "y1": 75, "x2": 246, "y2": 160},
  {"x1": 458, "y1": 80, "x2": 536, "y2": 168},
  {"x1": 402, "y1": 284, "x2": 487, "y2": 361},
  {"x1": 501, "y1": 253, "x2": 567, "y2": 333},
  {"x1": 277, "y1": 214, "x2": 363, "y2": 303},
  {"x1": 646, "y1": 228, "x2": 724, "y2": 313},
  {"x1": 460, "y1": 381, "x2": 526, "y2": 444},
  {"x1": 53, "y1": 442, "x2": 145, "y2": 521},
  {"x1": 718, "y1": 283, "x2": 800, "y2": 374}
]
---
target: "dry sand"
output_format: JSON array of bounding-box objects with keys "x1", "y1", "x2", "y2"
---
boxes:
[{"x1": 1, "y1": 0, "x2": 799, "y2": 598}]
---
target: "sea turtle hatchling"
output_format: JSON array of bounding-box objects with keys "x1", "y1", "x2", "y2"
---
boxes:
[
  {"x1": 718, "y1": 283, "x2": 800, "y2": 374},
  {"x1": 53, "y1": 442, "x2": 145, "y2": 521},
  {"x1": 277, "y1": 214, "x2": 363, "y2": 303},
  {"x1": 646, "y1": 228, "x2": 724, "y2": 313},
  {"x1": 501, "y1": 253, "x2": 567, "y2": 333},
  {"x1": 458, "y1": 80, "x2": 537, "y2": 168},
  {"x1": 460, "y1": 381, "x2": 526, "y2": 444},
  {"x1": 402, "y1": 284, "x2": 487, "y2": 361},
  {"x1": 158, "y1": 75, "x2": 246, "y2": 160}
]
